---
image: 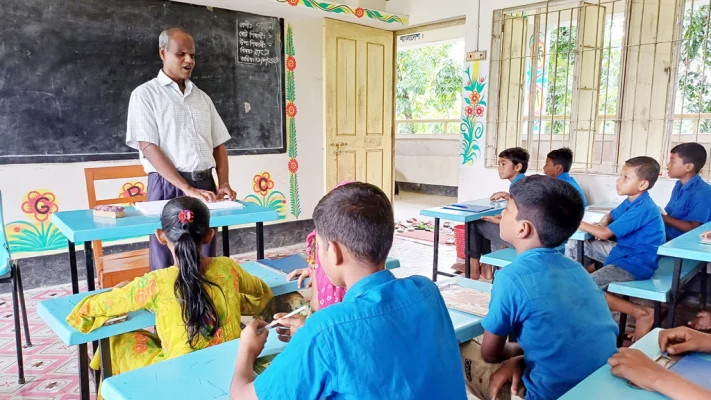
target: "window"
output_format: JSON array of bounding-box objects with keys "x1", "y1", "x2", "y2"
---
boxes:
[
  {"x1": 488, "y1": 0, "x2": 710, "y2": 178},
  {"x1": 395, "y1": 38, "x2": 465, "y2": 135}
]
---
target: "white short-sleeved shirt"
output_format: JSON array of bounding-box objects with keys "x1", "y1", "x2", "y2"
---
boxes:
[{"x1": 126, "y1": 70, "x2": 232, "y2": 173}]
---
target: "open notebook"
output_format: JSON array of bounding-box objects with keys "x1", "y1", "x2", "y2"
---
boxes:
[
  {"x1": 438, "y1": 283, "x2": 491, "y2": 317},
  {"x1": 135, "y1": 199, "x2": 244, "y2": 215}
]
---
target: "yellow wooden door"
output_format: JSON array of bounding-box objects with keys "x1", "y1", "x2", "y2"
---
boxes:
[{"x1": 324, "y1": 19, "x2": 394, "y2": 197}]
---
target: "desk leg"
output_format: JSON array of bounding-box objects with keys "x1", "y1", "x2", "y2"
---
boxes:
[
  {"x1": 78, "y1": 343, "x2": 90, "y2": 400},
  {"x1": 464, "y1": 221, "x2": 472, "y2": 279},
  {"x1": 666, "y1": 258, "x2": 683, "y2": 328},
  {"x1": 222, "y1": 226, "x2": 230, "y2": 257},
  {"x1": 653, "y1": 302, "x2": 661, "y2": 328},
  {"x1": 617, "y1": 296, "x2": 629, "y2": 348},
  {"x1": 576, "y1": 241, "x2": 584, "y2": 264},
  {"x1": 256, "y1": 222, "x2": 265, "y2": 260},
  {"x1": 432, "y1": 218, "x2": 440, "y2": 282},
  {"x1": 68, "y1": 241, "x2": 79, "y2": 295},
  {"x1": 100, "y1": 338, "x2": 113, "y2": 383},
  {"x1": 83, "y1": 241, "x2": 95, "y2": 292}
]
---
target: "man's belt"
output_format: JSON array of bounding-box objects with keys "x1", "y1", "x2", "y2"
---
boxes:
[{"x1": 179, "y1": 169, "x2": 212, "y2": 182}]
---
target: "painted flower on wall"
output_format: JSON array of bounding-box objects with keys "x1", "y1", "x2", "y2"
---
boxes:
[
  {"x1": 274, "y1": 0, "x2": 406, "y2": 24},
  {"x1": 461, "y1": 64, "x2": 488, "y2": 166},
  {"x1": 355, "y1": 7, "x2": 365, "y2": 18},
  {"x1": 118, "y1": 181, "x2": 146, "y2": 199},
  {"x1": 253, "y1": 173, "x2": 275, "y2": 197},
  {"x1": 465, "y1": 106, "x2": 474, "y2": 117},
  {"x1": 21, "y1": 190, "x2": 59, "y2": 223},
  {"x1": 469, "y1": 91, "x2": 481, "y2": 105},
  {"x1": 286, "y1": 102, "x2": 298, "y2": 118},
  {"x1": 288, "y1": 158, "x2": 299, "y2": 174},
  {"x1": 286, "y1": 56, "x2": 296, "y2": 71},
  {"x1": 475, "y1": 105, "x2": 485, "y2": 117},
  {"x1": 287, "y1": 0, "x2": 299, "y2": 5},
  {"x1": 245, "y1": 172, "x2": 287, "y2": 219}
]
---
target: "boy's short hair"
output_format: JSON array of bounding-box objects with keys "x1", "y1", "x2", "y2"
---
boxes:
[
  {"x1": 499, "y1": 147, "x2": 530, "y2": 173},
  {"x1": 625, "y1": 156, "x2": 661, "y2": 189},
  {"x1": 509, "y1": 175, "x2": 584, "y2": 248},
  {"x1": 671, "y1": 142, "x2": 708, "y2": 174},
  {"x1": 312, "y1": 182, "x2": 394, "y2": 265},
  {"x1": 547, "y1": 148, "x2": 574, "y2": 172}
]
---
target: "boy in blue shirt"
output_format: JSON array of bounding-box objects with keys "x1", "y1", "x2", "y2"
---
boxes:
[
  {"x1": 663, "y1": 142, "x2": 711, "y2": 240},
  {"x1": 460, "y1": 175, "x2": 618, "y2": 400},
  {"x1": 543, "y1": 147, "x2": 588, "y2": 207},
  {"x1": 231, "y1": 182, "x2": 467, "y2": 400},
  {"x1": 457, "y1": 147, "x2": 529, "y2": 280},
  {"x1": 579, "y1": 156, "x2": 666, "y2": 341}
]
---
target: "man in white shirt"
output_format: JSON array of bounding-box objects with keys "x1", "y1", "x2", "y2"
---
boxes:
[{"x1": 126, "y1": 27, "x2": 236, "y2": 270}]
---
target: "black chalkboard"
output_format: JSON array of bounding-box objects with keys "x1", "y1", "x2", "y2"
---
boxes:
[{"x1": 0, "y1": 0, "x2": 285, "y2": 164}]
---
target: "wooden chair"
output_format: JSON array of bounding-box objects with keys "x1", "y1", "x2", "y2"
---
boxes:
[
  {"x1": 0, "y1": 190, "x2": 32, "y2": 384},
  {"x1": 84, "y1": 165, "x2": 150, "y2": 288}
]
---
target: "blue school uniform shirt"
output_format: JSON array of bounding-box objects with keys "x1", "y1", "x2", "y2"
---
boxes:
[
  {"x1": 664, "y1": 174, "x2": 711, "y2": 240},
  {"x1": 253, "y1": 270, "x2": 467, "y2": 400},
  {"x1": 511, "y1": 173, "x2": 526, "y2": 185},
  {"x1": 482, "y1": 248, "x2": 618, "y2": 400},
  {"x1": 557, "y1": 172, "x2": 588, "y2": 207},
  {"x1": 607, "y1": 191, "x2": 666, "y2": 279}
]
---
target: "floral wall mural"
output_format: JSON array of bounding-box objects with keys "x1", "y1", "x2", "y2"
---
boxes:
[
  {"x1": 244, "y1": 172, "x2": 287, "y2": 219},
  {"x1": 275, "y1": 0, "x2": 407, "y2": 24},
  {"x1": 118, "y1": 181, "x2": 147, "y2": 200},
  {"x1": 5, "y1": 190, "x2": 65, "y2": 254},
  {"x1": 286, "y1": 24, "x2": 302, "y2": 219},
  {"x1": 461, "y1": 61, "x2": 487, "y2": 166}
]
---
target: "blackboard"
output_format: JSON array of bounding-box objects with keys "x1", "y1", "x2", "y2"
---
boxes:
[{"x1": 0, "y1": 0, "x2": 286, "y2": 164}]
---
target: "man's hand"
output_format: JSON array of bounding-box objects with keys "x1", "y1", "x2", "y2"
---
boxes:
[
  {"x1": 286, "y1": 268, "x2": 313, "y2": 289},
  {"x1": 238, "y1": 319, "x2": 269, "y2": 360},
  {"x1": 185, "y1": 186, "x2": 217, "y2": 203},
  {"x1": 273, "y1": 312, "x2": 306, "y2": 343},
  {"x1": 659, "y1": 326, "x2": 711, "y2": 355},
  {"x1": 490, "y1": 192, "x2": 510, "y2": 201},
  {"x1": 217, "y1": 183, "x2": 237, "y2": 201},
  {"x1": 608, "y1": 348, "x2": 669, "y2": 392},
  {"x1": 489, "y1": 356, "x2": 524, "y2": 400},
  {"x1": 481, "y1": 215, "x2": 502, "y2": 225}
]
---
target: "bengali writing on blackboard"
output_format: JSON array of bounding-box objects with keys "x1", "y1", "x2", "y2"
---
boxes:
[{"x1": 237, "y1": 20, "x2": 279, "y2": 66}]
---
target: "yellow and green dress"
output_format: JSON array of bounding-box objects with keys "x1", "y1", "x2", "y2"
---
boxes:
[{"x1": 66, "y1": 257, "x2": 273, "y2": 376}]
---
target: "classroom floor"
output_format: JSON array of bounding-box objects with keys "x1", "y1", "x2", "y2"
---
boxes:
[{"x1": 0, "y1": 191, "x2": 701, "y2": 399}]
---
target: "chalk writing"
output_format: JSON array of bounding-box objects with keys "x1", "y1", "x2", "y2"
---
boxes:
[{"x1": 237, "y1": 18, "x2": 277, "y2": 65}]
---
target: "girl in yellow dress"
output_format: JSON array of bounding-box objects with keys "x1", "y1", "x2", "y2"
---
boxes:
[{"x1": 67, "y1": 197, "x2": 273, "y2": 377}]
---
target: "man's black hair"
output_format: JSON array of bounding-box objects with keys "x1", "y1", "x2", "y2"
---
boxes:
[{"x1": 509, "y1": 175, "x2": 584, "y2": 248}]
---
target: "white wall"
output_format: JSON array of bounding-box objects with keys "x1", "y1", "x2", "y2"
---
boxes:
[
  {"x1": 1, "y1": 9, "x2": 324, "y2": 257},
  {"x1": 395, "y1": 135, "x2": 460, "y2": 186},
  {"x1": 400, "y1": 0, "x2": 680, "y2": 208}
]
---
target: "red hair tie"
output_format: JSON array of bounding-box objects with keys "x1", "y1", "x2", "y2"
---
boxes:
[{"x1": 178, "y1": 210, "x2": 194, "y2": 224}]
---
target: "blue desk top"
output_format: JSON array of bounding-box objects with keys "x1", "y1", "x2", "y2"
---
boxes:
[
  {"x1": 100, "y1": 274, "x2": 485, "y2": 400},
  {"x1": 102, "y1": 328, "x2": 288, "y2": 400},
  {"x1": 420, "y1": 198, "x2": 506, "y2": 223},
  {"x1": 52, "y1": 202, "x2": 278, "y2": 243},
  {"x1": 38, "y1": 260, "x2": 310, "y2": 346},
  {"x1": 561, "y1": 328, "x2": 711, "y2": 399},
  {"x1": 658, "y1": 221, "x2": 711, "y2": 262}
]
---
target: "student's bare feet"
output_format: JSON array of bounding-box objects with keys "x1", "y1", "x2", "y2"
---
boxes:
[
  {"x1": 689, "y1": 311, "x2": 711, "y2": 331},
  {"x1": 452, "y1": 258, "x2": 481, "y2": 280},
  {"x1": 480, "y1": 264, "x2": 494, "y2": 280},
  {"x1": 629, "y1": 308, "x2": 655, "y2": 342}
]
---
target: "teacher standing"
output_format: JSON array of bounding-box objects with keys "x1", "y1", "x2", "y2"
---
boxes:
[{"x1": 126, "y1": 27, "x2": 236, "y2": 271}]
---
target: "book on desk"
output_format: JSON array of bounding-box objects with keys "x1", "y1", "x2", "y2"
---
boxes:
[
  {"x1": 256, "y1": 254, "x2": 310, "y2": 276},
  {"x1": 438, "y1": 283, "x2": 490, "y2": 317}
]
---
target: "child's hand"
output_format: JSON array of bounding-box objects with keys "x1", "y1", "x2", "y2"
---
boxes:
[
  {"x1": 286, "y1": 268, "x2": 312, "y2": 289},
  {"x1": 481, "y1": 215, "x2": 502, "y2": 225},
  {"x1": 490, "y1": 192, "x2": 510, "y2": 201},
  {"x1": 489, "y1": 356, "x2": 524, "y2": 400},
  {"x1": 608, "y1": 348, "x2": 669, "y2": 392},
  {"x1": 238, "y1": 319, "x2": 269, "y2": 360},
  {"x1": 273, "y1": 312, "x2": 306, "y2": 343},
  {"x1": 660, "y1": 326, "x2": 711, "y2": 354}
]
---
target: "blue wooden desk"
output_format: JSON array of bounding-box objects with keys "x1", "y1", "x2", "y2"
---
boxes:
[
  {"x1": 657, "y1": 222, "x2": 711, "y2": 327},
  {"x1": 420, "y1": 198, "x2": 506, "y2": 281},
  {"x1": 100, "y1": 274, "x2": 485, "y2": 400},
  {"x1": 560, "y1": 328, "x2": 711, "y2": 399},
  {"x1": 567, "y1": 210, "x2": 608, "y2": 262}
]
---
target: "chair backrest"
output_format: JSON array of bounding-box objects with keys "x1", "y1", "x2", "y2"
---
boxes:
[
  {"x1": 84, "y1": 165, "x2": 148, "y2": 259},
  {"x1": 0, "y1": 191, "x2": 13, "y2": 276}
]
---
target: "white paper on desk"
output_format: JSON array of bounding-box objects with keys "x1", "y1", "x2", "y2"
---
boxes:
[
  {"x1": 135, "y1": 199, "x2": 244, "y2": 215},
  {"x1": 582, "y1": 211, "x2": 606, "y2": 224}
]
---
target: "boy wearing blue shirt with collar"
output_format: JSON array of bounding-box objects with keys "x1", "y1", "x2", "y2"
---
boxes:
[
  {"x1": 663, "y1": 143, "x2": 711, "y2": 240},
  {"x1": 230, "y1": 182, "x2": 467, "y2": 400},
  {"x1": 579, "y1": 156, "x2": 666, "y2": 341},
  {"x1": 460, "y1": 175, "x2": 617, "y2": 400},
  {"x1": 543, "y1": 147, "x2": 588, "y2": 207},
  {"x1": 458, "y1": 147, "x2": 529, "y2": 280}
]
